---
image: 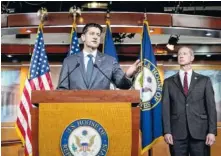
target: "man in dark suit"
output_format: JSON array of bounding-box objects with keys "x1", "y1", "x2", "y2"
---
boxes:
[
  {"x1": 57, "y1": 23, "x2": 140, "y2": 90},
  {"x1": 162, "y1": 46, "x2": 217, "y2": 156}
]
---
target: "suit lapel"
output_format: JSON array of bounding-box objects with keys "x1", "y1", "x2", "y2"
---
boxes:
[
  {"x1": 77, "y1": 52, "x2": 88, "y2": 88},
  {"x1": 88, "y1": 52, "x2": 104, "y2": 89},
  {"x1": 187, "y1": 71, "x2": 199, "y2": 96},
  {"x1": 173, "y1": 73, "x2": 186, "y2": 96}
]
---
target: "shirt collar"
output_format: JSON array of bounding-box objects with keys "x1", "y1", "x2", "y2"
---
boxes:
[
  {"x1": 83, "y1": 50, "x2": 97, "y2": 58},
  {"x1": 179, "y1": 69, "x2": 193, "y2": 76}
]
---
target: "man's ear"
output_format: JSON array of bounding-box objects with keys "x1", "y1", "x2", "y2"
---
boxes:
[
  {"x1": 191, "y1": 55, "x2": 195, "y2": 62},
  {"x1": 81, "y1": 34, "x2": 85, "y2": 42}
]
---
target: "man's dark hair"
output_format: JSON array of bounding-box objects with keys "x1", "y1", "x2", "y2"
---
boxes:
[{"x1": 82, "y1": 23, "x2": 103, "y2": 34}]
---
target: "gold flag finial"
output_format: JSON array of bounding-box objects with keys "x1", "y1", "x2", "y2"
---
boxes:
[
  {"x1": 144, "y1": 10, "x2": 147, "y2": 21},
  {"x1": 69, "y1": 6, "x2": 81, "y2": 25},
  {"x1": 105, "y1": 9, "x2": 110, "y2": 24},
  {"x1": 37, "y1": 7, "x2": 48, "y2": 23}
]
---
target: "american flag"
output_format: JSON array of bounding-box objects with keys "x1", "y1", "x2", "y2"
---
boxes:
[
  {"x1": 15, "y1": 26, "x2": 53, "y2": 156},
  {"x1": 68, "y1": 26, "x2": 80, "y2": 56}
]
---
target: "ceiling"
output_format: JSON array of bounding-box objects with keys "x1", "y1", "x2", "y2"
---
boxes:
[
  {"x1": 1, "y1": 1, "x2": 221, "y2": 63},
  {"x1": 1, "y1": 1, "x2": 221, "y2": 17}
]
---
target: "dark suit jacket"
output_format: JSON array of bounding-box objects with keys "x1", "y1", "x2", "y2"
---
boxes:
[
  {"x1": 57, "y1": 52, "x2": 132, "y2": 90},
  {"x1": 162, "y1": 71, "x2": 217, "y2": 140}
]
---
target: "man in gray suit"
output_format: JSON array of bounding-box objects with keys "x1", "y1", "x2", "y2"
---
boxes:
[
  {"x1": 162, "y1": 46, "x2": 217, "y2": 156},
  {"x1": 57, "y1": 23, "x2": 140, "y2": 90}
]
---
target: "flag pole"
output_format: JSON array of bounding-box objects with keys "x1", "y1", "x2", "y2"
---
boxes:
[
  {"x1": 144, "y1": 10, "x2": 153, "y2": 156},
  {"x1": 106, "y1": 9, "x2": 111, "y2": 24},
  {"x1": 103, "y1": 9, "x2": 110, "y2": 54},
  {"x1": 37, "y1": 7, "x2": 48, "y2": 36},
  {"x1": 69, "y1": 5, "x2": 81, "y2": 29},
  {"x1": 69, "y1": 5, "x2": 81, "y2": 38}
]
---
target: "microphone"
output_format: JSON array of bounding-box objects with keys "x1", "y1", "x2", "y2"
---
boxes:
[
  {"x1": 57, "y1": 62, "x2": 80, "y2": 89},
  {"x1": 93, "y1": 64, "x2": 116, "y2": 89}
]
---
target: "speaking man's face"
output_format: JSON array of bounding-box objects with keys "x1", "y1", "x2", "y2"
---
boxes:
[
  {"x1": 81, "y1": 27, "x2": 101, "y2": 49},
  {"x1": 178, "y1": 47, "x2": 194, "y2": 66}
]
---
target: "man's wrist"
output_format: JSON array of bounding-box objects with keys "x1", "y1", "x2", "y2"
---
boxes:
[{"x1": 125, "y1": 74, "x2": 133, "y2": 81}]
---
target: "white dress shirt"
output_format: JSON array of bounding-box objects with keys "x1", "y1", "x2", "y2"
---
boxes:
[
  {"x1": 179, "y1": 69, "x2": 192, "y2": 88},
  {"x1": 83, "y1": 50, "x2": 97, "y2": 71}
]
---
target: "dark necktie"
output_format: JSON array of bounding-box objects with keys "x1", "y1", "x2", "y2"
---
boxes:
[
  {"x1": 86, "y1": 54, "x2": 94, "y2": 85},
  {"x1": 183, "y1": 72, "x2": 188, "y2": 95}
]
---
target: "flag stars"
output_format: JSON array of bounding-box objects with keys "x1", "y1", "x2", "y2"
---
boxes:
[
  {"x1": 26, "y1": 31, "x2": 51, "y2": 84},
  {"x1": 67, "y1": 31, "x2": 80, "y2": 55}
]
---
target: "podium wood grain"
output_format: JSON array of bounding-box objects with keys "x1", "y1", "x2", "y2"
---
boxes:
[{"x1": 31, "y1": 90, "x2": 140, "y2": 156}]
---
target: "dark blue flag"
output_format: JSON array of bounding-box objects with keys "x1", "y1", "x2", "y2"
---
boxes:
[
  {"x1": 138, "y1": 20, "x2": 163, "y2": 154},
  {"x1": 103, "y1": 21, "x2": 118, "y2": 61}
]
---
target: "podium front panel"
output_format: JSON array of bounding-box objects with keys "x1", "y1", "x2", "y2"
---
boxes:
[{"x1": 39, "y1": 102, "x2": 132, "y2": 156}]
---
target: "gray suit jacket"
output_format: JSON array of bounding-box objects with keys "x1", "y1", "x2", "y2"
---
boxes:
[
  {"x1": 162, "y1": 71, "x2": 217, "y2": 140},
  {"x1": 57, "y1": 52, "x2": 132, "y2": 90}
]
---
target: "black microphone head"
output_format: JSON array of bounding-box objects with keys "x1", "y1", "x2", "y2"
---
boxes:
[
  {"x1": 76, "y1": 62, "x2": 80, "y2": 67},
  {"x1": 93, "y1": 64, "x2": 98, "y2": 68}
]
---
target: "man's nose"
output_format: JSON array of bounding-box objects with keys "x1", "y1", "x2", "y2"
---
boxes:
[{"x1": 93, "y1": 36, "x2": 98, "y2": 40}]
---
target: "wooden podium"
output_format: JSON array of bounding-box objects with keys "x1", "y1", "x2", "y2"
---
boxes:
[{"x1": 31, "y1": 90, "x2": 140, "y2": 156}]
